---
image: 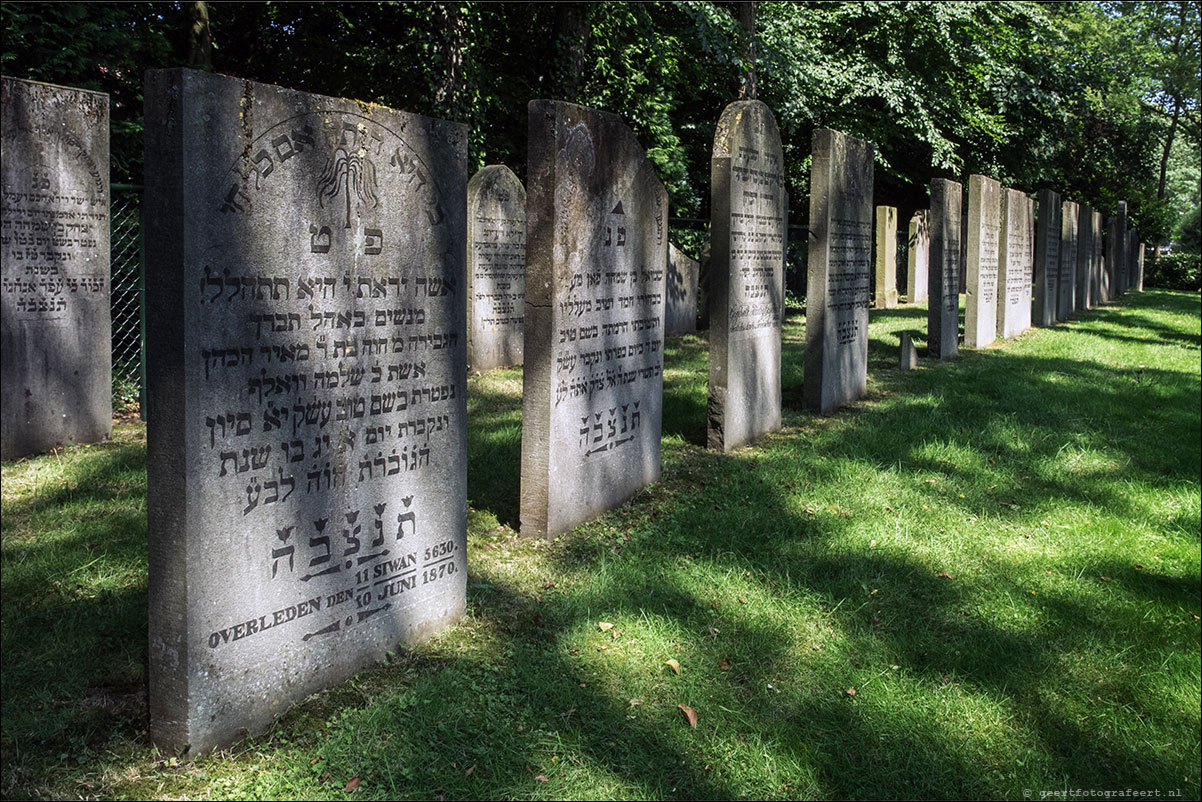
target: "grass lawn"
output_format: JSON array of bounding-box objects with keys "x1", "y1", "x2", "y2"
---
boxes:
[{"x1": 2, "y1": 290, "x2": 1199, "y2": 800}]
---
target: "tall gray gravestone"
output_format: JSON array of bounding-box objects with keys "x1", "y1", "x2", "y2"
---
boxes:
[
  {"x1": 1114, "y1": 201, "x2": 1128, "y2": 295},
  {"x1": 1102, "y1": 215, "x2": 1117, "y2": 303},
  {"x1": 1135, "y1": 241, "x2": 1144, "y2": 291},
  {"x1": 906, "y1": 211, "x2": 929, "y2": 304},
  {"x1": 144, "y1": 69, "x2": 468, "y2": 754},
  {"x1": 521, "y1": 100, "x2": 667, "y2": 536},
  {"x1": 1033, "y1": 189, "x2": 1061, "y2": 326},
  {"x1": 666, "y1": 243, "x2": 699, "y2": 337},
  {"x1": 874, "y1": 205, "x2": 898, "y2": 309},
  {"x1": 996, "y1": 188, "x2": 1032, "y2": 339},
  {"x1": 467, "y1": 165, "x2": 525, "y2": 370},
  {"x1": 708, "y1": 100, "x2": 785, "y2": 450},
  {"x1": 1076, "y1": 204, "x2": 1094, "y2": 312},
  {"x1": 1089, "y1": 210, "x2": 1103, "y2": 307},
  {"x1": 928, "y1": 178, "x2": 962, "y2": 360},
  {"x1": 803, "y1": 128, "x2": 873, "y2": 414},
  {"x1": 1, "y1": 77, "x2": 111, "y2": 460},
  {"x1": 1127, "y1": 228, "x2": 1139, "y2": 291},
  {"x1": 964, "y1": 175, "x2": 1000, "y2": 348},
  {"x1": 1057, "y1": 200, "x2": 1079, "y2": 321}
]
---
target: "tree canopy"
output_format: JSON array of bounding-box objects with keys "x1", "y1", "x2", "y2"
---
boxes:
[{"x1": 2, "y1": 1, "x2": 1198, "y2": 250}]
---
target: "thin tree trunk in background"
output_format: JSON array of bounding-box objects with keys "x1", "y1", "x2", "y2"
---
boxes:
[
  {"x1": 435, "y1": 2, "x2": 467, "y2": 113},
  {"x1": 186, "y1": 2, "x2": 213, "y2": 70},
  {"x1": 553, "y1": 3, "x2": 592, "y2": 102},
  {"x1": 736, "y1": 1, "x2": 757, "y2": 100}
]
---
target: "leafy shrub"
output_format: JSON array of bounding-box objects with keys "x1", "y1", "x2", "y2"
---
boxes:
[{"x1": 1145, "y1": 252, "x2": 1201, "y2": 292}]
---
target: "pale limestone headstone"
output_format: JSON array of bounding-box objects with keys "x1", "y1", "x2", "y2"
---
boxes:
[
  {"x1": 1135, "y1": 241, "x2": 1144, "y2": 291},
  {"x1": 928, "y1": 178, "x2": 962, "y2": 360},
  {"x1": 1076, "y1": 205, "x2": 1094, "y2": 312},
  {"x1": 965, "y1": 175, "x2": 1001, "y2": 348},
  {"x1": 899, "y1": 332, "x2": 917, "y2": 370},
  {"x1": 996, "y1": 188, "x2": 1033, "y2": 339},
  {"x1": 707, "y1": 100, "x2": 785, "y2": 450},
  {"x1": 144, "y1": 69, "x2": 468, "y2": 754},
  {"x1": 1033, "y1": 189, "x2": 1061, "y2": 326},
  {"x1": 803, "y1": 128, "x2": 873, "y2": 414},
  {"x1": 666, "y1": 243, "x2": 699, "y2": 337},
  {"x1": 906, "y1": 211, "x2": 929, "y2": 304},
  {"x1": 1058, "y1": 200, "x2": 1079, "y2": 320},
  {"x1": 520, "y1": 100, "x2": 666, "y2": 536},
  {"x1": 874, "y1": 205, "x2": 898, "y2": 309},
  {"x1": 467, "y1": 165, "x2": 525, "y2": 370},
  {"x1": 1, "y1": 77, "x2": 111, "y2": 460}
]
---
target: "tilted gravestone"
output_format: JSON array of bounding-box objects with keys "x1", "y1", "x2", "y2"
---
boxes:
[
  {"x1": 144, "y1": 69, "x2": 468, "y2": 754},
  {"x1": 708, "y1": 100, "x2": 785, "y2": 450},
  {"x1": 804, "y1": 128, "x2": 873, "y2": 414},
  {"x1": 666, "y1": 243, "x2": 699, "y2": 337},
  {"x1": 873, "y1": 205, "x2": 898, "y2": 309},
  {"x1": 906, "y1": 211, "x2": 929, "y2": 304},
  {"x1": 467, "y1": 165, "x2": 525, "y2": 370},
  {"x1": 927, "y1": 178, "x2": 962, "y2": 360},
  {"x1": 1076, "y1": 204, "x2": 1094, "y2": 312},
  {"x1": 996, "y1": 187, "x2": 1033, "y2": 339},
  {"x1": 1057, "y1": 200, "x2": 1079, "y2": 321},
  {"x1": 964, "y1": 175, "x2": 1001, "y2": 348},
  {"x1": 521, "y1": 100, "x2": 667, "y2": 536},
  {"x1": 1, "y1": 77, "x2": 111, "y2": 460},
  {"x1": 1033, "y1": 189, "x2": 1061, "y2": 326}
]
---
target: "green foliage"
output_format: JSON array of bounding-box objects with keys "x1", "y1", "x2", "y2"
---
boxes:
[{"x1": 1146, "y1": 251, "x2": 1201, "y2": 291}]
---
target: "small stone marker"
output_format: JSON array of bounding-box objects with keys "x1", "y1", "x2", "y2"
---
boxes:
[
  {"x1": 144, "y1": 69, "x2": 468, "y2": 754},
  {"x1": 899, "y1": 332, "x2": 917, "y2": 370},
  {"x1": 1076, "y1": 205, "x2": 1094, "y2": 312},
  {"x1": 874, "y1": 205, "x2": 898, "y2": 309},
  {"x1": 708, "y1": 100, "x2": 785, "y2": 449},
  {"x1": 927, "y1": 178, "x2": 962, "y2": 360},
  {"x1": 1033, "y1": 189, "x2": 1061, "y2": 326},
  {"x1": 1, "y1": 77, "x2": 111, "y2": 460},
  {"x1": 1058, "y1": 200, "x2": 1079, "y2": 320},
  {"x1": 804, "y1": 128, "x2": 873, "y2": 414},
  {"x1": 467, "y1": 165, "x2": 525, "y2": 370},
  {"x1": 964, "y1": 175, "x2": 1001, "y2": 348},
  {"x1": 521, "y1": 100, "x2": 667, "y2": 536},
  {"x1": 996, "y1": 188, "x2": 1033, "y2": 339},
  {"x1": 906, "y1": 211, "x2": 929, "y2": 304},
  {"x1": 665, "y1": 243, "x2": 699, "y2": 337}
]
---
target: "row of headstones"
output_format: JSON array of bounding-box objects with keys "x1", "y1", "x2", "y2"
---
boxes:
[{"x1": 0, "y1": 72, "x2": 1140, "y2": 756}]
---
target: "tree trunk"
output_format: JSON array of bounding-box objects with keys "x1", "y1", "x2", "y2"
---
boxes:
[
  {"x1": 736, "y1": 2, "x2": 757, "y2": 100},
  {"x1": 185, "y1": 2, "x2": 213, "y2": 71},
  {"x1": 553, "y1": 3, "x2": 592, "y2": 102}
]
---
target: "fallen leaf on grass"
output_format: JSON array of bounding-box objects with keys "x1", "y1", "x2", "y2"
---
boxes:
[
  {"x1": 736, "y1": 596, "x2": 746, "y2": 604},
  {"x1": 665, "y1": 659, "x2": 681, "y2": 675},
  {"x1": 1100, "y1": 576, "x2": 1111, "y2": 582},
  {"x1": 1189, "y1": 612, "x2": 1200, "y2": 621},
  {"x1": 845, "y1": 687, "x2": 856, "y2": 697},
  {"x1": 465, "y1": 765, "x2": 476, "y2": 777},
  {"x1": 678, "y1": 704, "x2": 698, "y2": 727},
  {"x1": 1134, "y1": 564, "x2": 1144, "y2": 571},
  {"x1": 310, "y1": 756, "x2": 325, "y2": 766},
  {"x1": 936, "y1": 572, "x2": 952, "y2": 579},
  {"x1": 345, "y1": 776, "x2": 361, "y2": 792},
  {"x1": 720, "y1": 658, "x2": 732, "y2": 671},
  {"x1": 598, "y1": 622, "x2": 613, "y2": 631},
  {"x1": 629, "y1": 698, "x2": 642, "y2": 707},
  {"x1": 535, "y1": 775, "x2": 549, "y2": 782}
]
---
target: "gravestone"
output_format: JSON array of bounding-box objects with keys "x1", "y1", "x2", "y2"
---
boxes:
[
  {"x1": 666, "y1": 243, "x2": 699, "y2": 337},
  {"x1": 1089, "y1": 210, "x2": 1103, "y2": 307},
  {"x1": 1, "y1": 77, "x2": 111, "y2": 460},
  {"x1": 1135, "y1": 241, "x2": 1144, "y2": 291},
  {"x1": 906, "y1": 211, "x2": 929, "y2": 304},
  {"x1": 1127, "y1": 228, "x2": 1139, "y2": 291},
  {"x1": 467, "y1": 165, "x2": 525, "y2": 370},
  {"x1": 1058, "y1": 200, "x2": 1079, "y2": 320},
  {"x1": 144, "y1": 69, "x2": 468, "y2": 754},
  {"x1": 996, "y1": 188, "x2": 1033, "y2": 339},
  {"x1": 1076, "y1": 205, "x2": 1094, "y2": 312},
  {"x1": 708, "y1": 100, "x2": 785, "y2": 449},
  {"x1": 1113, "y1": 201, "x2": 1128, "y2": 295},
  {"x1": 899, "y1": 332, "x2": 917, "y2": 370},
  {"x1": 964, "y1": 175, "x2": 1000, "y2": 348},
  {"x1": 1102, "y1": 215, "x2": 1117, "y2": 303},
  {"x1": 927, "y1": 178, "x2": 962, "y2": 360},
  {"x1": 521, "y1": 100, "x2": 667, "y2": 536},
  {"x1": 1033, "y1": 189, "x2": 1061, "y2": 326},
  {"x1": 874, "y1": 205, "x2": 898, "y2": 309},
  {"x1": 803, "y1": 128, "x2": 873, "y2": 414}
]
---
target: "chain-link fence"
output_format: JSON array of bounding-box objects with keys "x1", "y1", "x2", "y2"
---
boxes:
[{"x1": 110, "y1": 185, "x2": 144, "y2": 412}]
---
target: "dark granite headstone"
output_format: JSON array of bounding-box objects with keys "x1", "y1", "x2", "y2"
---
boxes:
[
  {"x1": 1076, "y1": 205, "x2": 1094, "y2": 312},
  {"x1": 927, "y1": 178, "x2": 962, "y2": 360},
  {"x1": 144, "y1": 69, "x2": 468, "y2": 754},
  {"x1": 1033, "y1": 189, "x2": 1061, "y2": 326},
  {"x1": 1127, "y1": 228, "x2": 1139, "y2": 291},
  {"x1": 907, "y1": 211, "x2": 929, "y2": 305},
  {"x1": 1102, "y1": 215, "x2": 1117, "y2": 303},
  {"x1": 707, "y1": 100, "x2": 785, "y2": 449},
  {"x1": 803, "y1": 128, "x2": 873, "y2": 414},
  {"x1": 1057, "y1": 200, "x2": 1079, "y2": 320},
  {"x1": 1, "y1": 77, "x2": 111, "y2": 460},
  {"x1": 1114, "y1": 201, "x2": 1128, "y2": 295},
  {"x1": 666, "y1": 243, "x2": 699, "y2": 337},
  {"x1": 965, "y1": 175, "x2": 1000, "y2": 348},
  {"x1": 996, "y1": 188, "x2": 1033, "y2": 339},
  {"x1": 874, "y1": 205, "x2": 898, "y2": 309},
  {"x1": 467, "y1": 165, "x2": 525, "y2": 370},
  {"x1": 1089, "y1": 210, "x2": 1103, "y2": 307},
  {"x1": 520, "y1": 100, "x2": 666, "y2": 536}
]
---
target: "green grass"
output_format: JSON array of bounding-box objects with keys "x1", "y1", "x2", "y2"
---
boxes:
[{"x1": 3, "y1": 290, "x2": 1199, "y2": 800}]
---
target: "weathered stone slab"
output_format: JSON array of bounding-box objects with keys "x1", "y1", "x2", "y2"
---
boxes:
[
  {"x1": 1135, "y1": 241, "x2": 1144, "y2": 291},
  {"x1": 666, "y1": 243, "x2": 698, "y2": 337},
  {"x1": 874, "y1": 205, "x2": 898, "y2": 309},
  {"x1": 521, "y1": 100, "x2": 666, "y2": 536},
  {"x1": 1058, "y1": 200, "x2": 1079, "y2": 320},
  {"x1": 1089, "y1": 210, "x2": 1103, "y2": 307},
  {"x1": 1114, "y1": 201, "x2": 1128, "y2": 295},
  {"x1": 1076, "y1": 204, "x2": 1094, "y2": 311},
  {"x1": 1, "y1": 77, "x2": 111, "y2": 460},
  {"x1": 1102, "y1": 215, "x2": 1116, "y2": 303},
  {"x1": 803, "y1": 128, "x2": 873, "y2": 414},
  {"x1": 899, "y1": 332, "x2": 917, "y2": 370},
  {"x1": 1127, "y1": 228, "x2": 1139, "y2": 291},
  {"x1": 144, "y1": 69, "x2": 468, "y2": 754},
  {"x1": 906, "y1": 211, "x2": 929, "y2": 304},
  {"x1": 467, "y1": 165, "x2": 525, "y2": 370},
  {"x1": 927, "y1": 178, "x2": 962, "y2": 360},
  {"x1": 965, "y1": 175, "x2": 1001, "y2": 348},
  {"x1": 708, "y1": 100, "x2": 785, "y2": 449},
  {"x1": 1033, "y1": 189, "x2": 1061, "y2": 326},
  {"x1": 996, "y1": 188, "x2": 1033, "y2": 339}
]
